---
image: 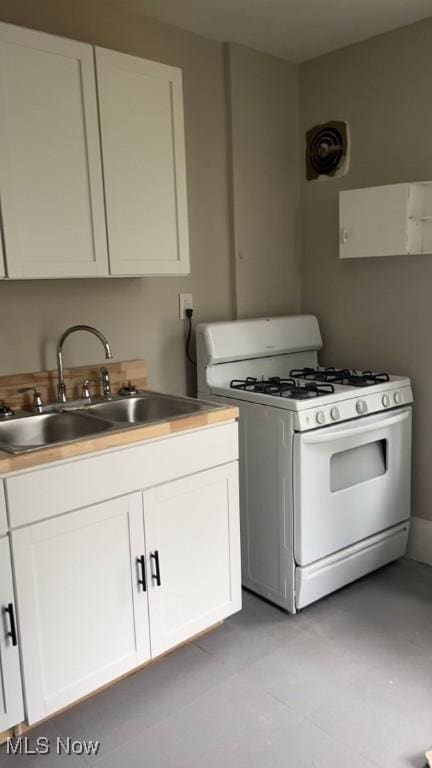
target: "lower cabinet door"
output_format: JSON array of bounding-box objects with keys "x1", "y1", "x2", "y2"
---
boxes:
[
  {"x1": 144, "y1": 462, "x2": 241, "y2": 657},
  {"x1": 0, "y1": 536, "x2": 24, "y2": 731},
  {"x1": 12, "y1": 493, "x2": 150, "y2": 724}
]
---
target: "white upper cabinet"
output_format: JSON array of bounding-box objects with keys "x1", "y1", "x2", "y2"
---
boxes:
[
  {"x1": 96, "y1": 47, "x2": 190, "y2": 276},
  {"x1": 0, "y1": 23, "x2": 191, "y2": 279},
  {"x1": 0, "y1": 23, "x2": 108, "y2": 278},
  {"x1": 339, "y1": 182, "x2": 432, "y2": 259}
]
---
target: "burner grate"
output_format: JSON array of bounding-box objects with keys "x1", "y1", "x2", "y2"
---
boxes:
[
  {"x1": 230, "y1": 377, "x2": 297, "y2": 394},
  {"x1": 289, "y1": 367, "x2": 390, "y2": 387},
  {"x1": 230, "y1": 377, "x2": 335, "y2": 400},
  {"x1": 344, "y1": 371, "x2": 390, "y2": 387},
  {"x1": 290, "y1": 367, "x2": 350, "y2": 383},
  {"x1": 283, "y1": 382, "x2": 335, "y2": 400}
]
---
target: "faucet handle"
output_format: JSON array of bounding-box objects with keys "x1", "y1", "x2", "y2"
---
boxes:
[
  {"x1": 100, "y1": 367, "x2": 112, "y2": 400},
  {"x1": 0, "y1": 401, "x2": 14, "y2": 419},
  {"x1": 119, "y1": 381, "x2": 139, "y2": 397},
  {"x1": 17, "y1": 386, "x2": 44, "y2": 414},
  {"x1": 81, "y1": 379, "x2": 98, "y2": 401}
]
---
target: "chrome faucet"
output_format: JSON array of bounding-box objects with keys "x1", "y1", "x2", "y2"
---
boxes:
[{"x1": 56, "y1": 325, "x2": 113, "y2": 403}]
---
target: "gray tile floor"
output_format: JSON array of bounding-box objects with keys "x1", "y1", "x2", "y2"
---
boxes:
[{"x1": 2, "y1": 558, "x2": 432, "y2": 768}]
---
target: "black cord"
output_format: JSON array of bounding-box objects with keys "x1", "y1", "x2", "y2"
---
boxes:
[{"x1": 185, "y1": 308, "x2": 197, "y2": 366}]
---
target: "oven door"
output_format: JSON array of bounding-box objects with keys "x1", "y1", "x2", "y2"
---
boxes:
[{"x1": 293, "y1": 407, "x2": 412, "y2": 566}]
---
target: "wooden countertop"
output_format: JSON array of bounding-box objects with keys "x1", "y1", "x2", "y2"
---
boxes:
[
  {"x1": 0, "y1": 404, "x2": 239, "y2": 474},
  {"x1": 0, "y1": 359, "x2": 238, "y2": 474}
]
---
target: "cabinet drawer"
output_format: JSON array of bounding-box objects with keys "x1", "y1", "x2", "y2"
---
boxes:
[{"x1": 6, "y1": 422, "x2": 238, "y2": 528}]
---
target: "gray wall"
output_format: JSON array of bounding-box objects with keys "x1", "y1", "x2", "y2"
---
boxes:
[
  {"x1": 225, "y1": 43, "x2": 301, "y2": 318},
  {"x1": 300, "y1": 18, "x2": 432, "y2": 521},
  {"x1": 0, "y1": 0, "x2": 233, "y2": 394}
]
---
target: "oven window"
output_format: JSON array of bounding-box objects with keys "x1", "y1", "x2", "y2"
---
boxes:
[{"x1": 330, "y1": 439, "x2": 387, "y2": 492}]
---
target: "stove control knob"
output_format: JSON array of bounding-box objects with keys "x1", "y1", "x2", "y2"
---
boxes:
[
  {"x1": 330, "y1": 407, "x2": 340, "y2": 421},
  {"x1": 382, "y1": 394, "x2": 390, "y2": 408},
  {"x1": 356, "y1": 399, "x2": 368, "y2": 415},
  {"x1": 394, "y1": 391, "x2": 402, "y2": 405},
  {"x1": 316, "y1": 410, "x2": 326, "y2": 425}
]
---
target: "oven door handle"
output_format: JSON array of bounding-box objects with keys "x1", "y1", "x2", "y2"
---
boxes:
[{"x1": 301, "y1": 408, "x2": 411, "y2": 445}]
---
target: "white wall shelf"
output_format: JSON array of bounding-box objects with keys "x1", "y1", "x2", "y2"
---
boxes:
[{"x1": 339, "y1": 181, "x2": 432, "y2": 258}]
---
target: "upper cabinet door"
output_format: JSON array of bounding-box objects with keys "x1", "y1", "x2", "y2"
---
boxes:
[
  {"x1": 339, "y1": 183, "x2": 410, "y2": 259},
  {"x1": 96, "y1": 47, "x2": 190, "y2": 276},
  {"x1": 0, "y1": 23, "x2": 108, "y2": 278}
]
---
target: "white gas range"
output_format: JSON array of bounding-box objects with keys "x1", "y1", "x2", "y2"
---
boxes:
[{"x1": 196, "y1": 315, "x2": 412, "y2": 613}]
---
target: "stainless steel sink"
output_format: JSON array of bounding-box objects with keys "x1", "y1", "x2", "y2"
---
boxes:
[
  {"x1": 0, "y1": 411, "x2": 112, "y2": 453},
  {"x1": 84, "y1": 395, "x2": 207, "y2": 424},
  {"x1": 0, "y1": 392, "x2": 222, "y2": 455}
]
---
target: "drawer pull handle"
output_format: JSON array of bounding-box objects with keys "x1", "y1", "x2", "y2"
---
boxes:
[
  {"x1": 4, "y1": 603, "x2": 18, "y2": 647},
  {"x1": 137, "y1": 555, "x2": 147, "y2": 592},
  {"x1": 150, "y1": 550, "x2": 161, "y2": 586}
]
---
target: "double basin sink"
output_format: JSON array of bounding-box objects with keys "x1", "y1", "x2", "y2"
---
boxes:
[{"x1": 0, "y1": 393, "x2": 214, "y2": 454}]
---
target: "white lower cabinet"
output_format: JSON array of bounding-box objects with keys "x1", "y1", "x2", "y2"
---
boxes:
[
  {"x1": 145, "y1": 463, "x2": 241, "y2": 657},
  {"x1": 12, "y1": 493, "x2": 151, "y2": 724},
  {"x1": 9, "y1": 450, "x2": 241, "y2": 726},
  {"x1": 0, "y1": 536, "x2": 24, "y2": 731}
]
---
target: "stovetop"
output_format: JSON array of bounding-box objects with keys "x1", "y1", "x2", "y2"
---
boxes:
[
  {"x1": 221, "y1": 366, "x2": 412, "y2": 417},
  {"x1": 230, "y1": 376, "x2": 336, "y2": 401},
  {"x1": 229, "y1": 368, "x2": 395, "y2": 402}
]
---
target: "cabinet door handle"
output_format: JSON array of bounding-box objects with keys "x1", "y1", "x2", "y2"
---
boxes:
[
  {"x1": 150, "y1": 550, "x2": 161, "y2": 586},
  {"x1": 137, "y1": 555, "x2": 147, "y2": 592},
  {"x1": 4, "y1": 603, "x2": 18, "y2": 647}
]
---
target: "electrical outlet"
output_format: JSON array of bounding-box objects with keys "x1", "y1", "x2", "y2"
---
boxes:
[{"x1": 179, "y1": 293, "x2": 193, "y2": 320}]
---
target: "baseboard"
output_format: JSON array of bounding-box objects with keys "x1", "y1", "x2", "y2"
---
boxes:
[{"x1": 406, "y1": 517, "x2": 432, "y2": 566}]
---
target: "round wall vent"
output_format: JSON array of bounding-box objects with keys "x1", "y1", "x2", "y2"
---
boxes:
[{"x1": 306, "y1": 120, "x2": 350, "y2": 181}]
